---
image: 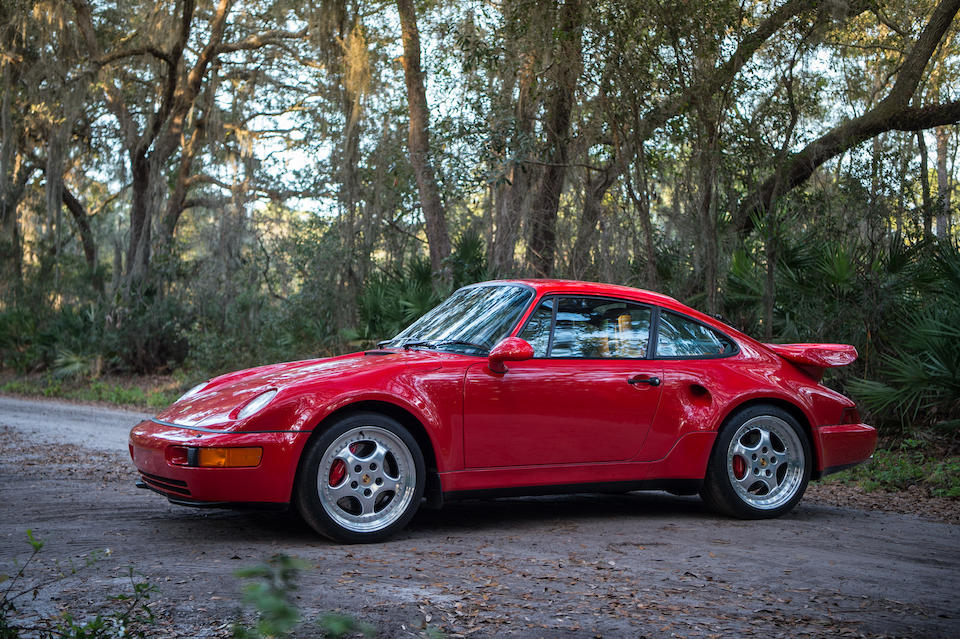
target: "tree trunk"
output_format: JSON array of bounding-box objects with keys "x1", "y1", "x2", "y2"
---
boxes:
[
  {"x1": 525, "y1": 0, "x2": 583, "y2": 277},
  {"x1": 919, "y1": 130, "x2": 933, "y2": 238},
  {"x1": 0, "y1": 62, "x2": 27, "y2": 290},
  {"x1": 697, "y1": 141, "x2": 720, "y2": 315},
  {"x1": 396, "y1": 0, "x2": 451, "y2": 277},
  {"x1": 124, "y1": 152, "x2": 162, "y2": 293},
  {"x1": 492, "y1": 49, "x2": 538, "y2": 276},
  {"x1": 571, "y1": 168, "x2": 616, "y2": 278},
  {"x1": 935, "y1": 126, "x2": 951, "y2": 237},
  {"x1": 62, "y1": 185, "x2": 104, "y2": 293}
]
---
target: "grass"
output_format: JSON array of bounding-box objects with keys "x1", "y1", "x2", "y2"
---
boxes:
[
  {"x1": 0, "y1": 373, "x2": 181, "y2": 411},
  {"x1": 824, "y1": 439, "x2": 960, "y2": 498}
]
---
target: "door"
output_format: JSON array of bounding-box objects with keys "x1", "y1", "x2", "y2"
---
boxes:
[{"x1": 463, "y1": 296, "x2": 663, "y2": 468}]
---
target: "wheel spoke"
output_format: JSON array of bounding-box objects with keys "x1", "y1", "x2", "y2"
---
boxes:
[
  {"x1": 773, "y1": 449, "x2": 790, "y2": 468},
  {"x1": 757, "y1": 471, "x2": 778, "y2": 493},
  {"x1": 735, "y1": 472, "x2": 758, "y2": 493},
  {"x1": 730, "y1": 440, "x2": 754, "y2": 459},
  {"x1": 379, "y1": 476, "x2": 400, "y2": 495},
  {"x1": 326, "y1": 481, "x2": 355, "y2": 501},
  {"x1": 757, "y1": 429, "x2": 774, "y2": 455},
  {"x1": 336, "y1": 449, "x2": 360, "y2": 469},
  {"x1": 358, "y1": 494, "x2": 377, "y2": 515}
]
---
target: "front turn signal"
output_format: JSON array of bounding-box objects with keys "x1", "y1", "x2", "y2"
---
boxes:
[
  {"x1": 197, "y1": 447, "x2": 263, "y2": 468},
  {"x1": 167, "y1": 446, "x2": 262, "y2": 467}
]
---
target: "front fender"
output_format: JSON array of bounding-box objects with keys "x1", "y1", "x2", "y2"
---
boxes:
[{"x1": 293, "y1": 362, "x2": 464, "y2": 474}]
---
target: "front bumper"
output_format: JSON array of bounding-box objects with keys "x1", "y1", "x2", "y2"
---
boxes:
[
  {"x1": 814, "y1": 422, "x2": 878, "y2": 476},
  {"x1": 129, "y1": 419, "x2": 312, "y2": 504}
]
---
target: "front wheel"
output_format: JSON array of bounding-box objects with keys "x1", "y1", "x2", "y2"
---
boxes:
[
  {"x1": 295, "y1": 413, "x2": 425, "y2": 543},
  {"x1": 701, "y1": 405, "x2": 811, "y2": 519}
]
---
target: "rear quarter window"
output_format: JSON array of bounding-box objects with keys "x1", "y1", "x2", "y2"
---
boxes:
[{"x1": 656, "y1": 310, "x2": 736, "y2": 358}]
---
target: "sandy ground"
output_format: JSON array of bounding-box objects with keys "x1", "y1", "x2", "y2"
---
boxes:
[{"x1": 1, "y1": 397, "x2": 958, "y2": 638}]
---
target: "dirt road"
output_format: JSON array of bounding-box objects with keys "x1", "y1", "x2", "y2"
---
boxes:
[{"x1": 1, "y1": 397, "x2": 958, "y2": 637}]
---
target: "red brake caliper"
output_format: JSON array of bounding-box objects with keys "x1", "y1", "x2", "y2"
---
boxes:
[
  {"x1": 329, "y1": 459, "x2": 346, "y2": 486},
  {"x1": 732, "y1": 455, "x2": 746, "y2": 480}
]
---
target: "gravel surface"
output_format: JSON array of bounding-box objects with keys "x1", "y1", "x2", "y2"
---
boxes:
[{"x1": 1, "y1": 399, "x2": 958, "y2": 638}]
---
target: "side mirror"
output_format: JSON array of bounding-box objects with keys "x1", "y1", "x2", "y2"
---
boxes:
[{"x1": 488, "y1": 337, "x2": 534, "y2": 374}]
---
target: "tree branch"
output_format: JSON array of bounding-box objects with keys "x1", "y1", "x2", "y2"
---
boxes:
[
  {"x1": 61, "y1": 184, "x2": 98, "y2": 276},
  {"x1": 735, "y1": 0, "x2": 960, "y2": 233},
  {"x1": 637, "y1": 0, "x2": 830, "y2": 139},
  {"x1": 217, "y1": 28, "x2": 308, "y2": 54},
  {"x1": 96, "y1": 46, "x2": 172, "y2": 66}
]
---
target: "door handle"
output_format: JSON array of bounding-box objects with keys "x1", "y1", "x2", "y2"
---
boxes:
[{"x1": 628, "y1": 375, "x2": 661, "y2": 387}]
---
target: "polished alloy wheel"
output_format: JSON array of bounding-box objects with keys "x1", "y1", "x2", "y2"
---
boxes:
[
  {"x1": 725, "y1": 415, "x2": 805, "y2": 510},
  {"x1": 317, "y1": 425, "x2": 417, "y2": 533}
]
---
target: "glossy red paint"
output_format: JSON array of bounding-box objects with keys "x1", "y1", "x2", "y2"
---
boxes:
[
  {"x1": 129, "y1": 278, "x2": 877, "y2": 523},
  {"x1": 815, "y1": 423, "x2": 879, "y2": 472},
  {"x1": 487, "y1": 336, "x2": 534, "y2": 373}
]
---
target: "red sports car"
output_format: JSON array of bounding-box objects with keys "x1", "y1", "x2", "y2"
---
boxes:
[{"x1": 129, "y1": 280, "x2": 877, "y2": 542}]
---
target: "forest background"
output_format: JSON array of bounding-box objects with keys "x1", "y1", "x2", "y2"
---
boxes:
[{"x1": 1, "y1": 0, "x2": 958, "y2": 437}]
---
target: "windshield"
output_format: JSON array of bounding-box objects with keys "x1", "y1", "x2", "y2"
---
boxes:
[{"x1": 383, "y1": 284, "x2": 534, "y2": 353}]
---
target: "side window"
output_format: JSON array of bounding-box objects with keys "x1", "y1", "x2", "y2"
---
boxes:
[
  {"x1": 549, "y1": 297, "x2": 651, "y2": 359},
  {"x1": 519, "y1": 299, "x2": 554, "y2": 357},
  {"x1": 656, "y1": 311, "x2": 734, "y2": 358}
]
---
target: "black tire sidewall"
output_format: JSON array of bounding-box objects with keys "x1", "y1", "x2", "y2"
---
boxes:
[
  {"x1": 703, "y1": 404, "x2": 811, "y2": 519},
  {"x1": 295, "y1": 412, "x2": 425, "y2": 543}
]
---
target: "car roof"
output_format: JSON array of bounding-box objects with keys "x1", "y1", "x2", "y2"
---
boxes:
[
  {"x1": 479, "y1": 278, "x2": 758, "y2": 347},
  {"x1": 484, "y1": 278, "x2": 681, "y2": 307}
]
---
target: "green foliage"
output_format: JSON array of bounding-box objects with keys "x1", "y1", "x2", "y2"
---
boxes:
[
  {"x1": 847, "y1": 241, "x2": 960, "y2": 431},
  {"x1": 827, "y1": 440, "x2": 960, "y2": 498},
  {"x1": 0, "y1": 305, "x2": 100, "y2": 374},
  {"x1": 0, "y1": 377, "x2": 178, "y2": 410},
  {"x1": 232, "y1": 554, "x2": 375, "y2": 639},
  {"x1": 233, "y1": 554, "x2": 307, "y2": 639},
  {"x1": 355, "y1": 258, "x2": 439, "y2": 344},
  {"x1": 316, "y1": 613, "x2": 376, "y2": 639},
  {"x1": 355, "y1": 230, "x2": 491, "y2": 344},
  {"x1": 1, "y1": 532, "x2": 156, "y2": 639},
  {"x1": 104, "y1": 292, "x2": 191, "y2": 374},
  {"x1": 448, "y1": 230, "x2": 490, "y2": 286}
]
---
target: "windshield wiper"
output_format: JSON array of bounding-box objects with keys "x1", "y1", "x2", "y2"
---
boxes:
[{"x1": 401, "y1": 339, "x2": 488, "y2": 353}]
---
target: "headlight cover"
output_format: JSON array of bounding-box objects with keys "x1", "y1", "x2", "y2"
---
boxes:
[
  {"x1": 177, "y1": 382, "x2": 209, "y2": 403},
  {"x1": 237, "y1": 389, "x2": 278, "y2": 420}
]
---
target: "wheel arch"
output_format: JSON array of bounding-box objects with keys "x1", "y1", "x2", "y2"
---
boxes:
[
  {"x1": 714, "y1": 397, "x2": 819, "y2": 474},
  {"x1": 290, "y1": 399, "x2": 442, "y2": 505}
]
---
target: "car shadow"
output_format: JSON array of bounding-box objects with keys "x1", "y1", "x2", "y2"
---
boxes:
[
  {"x1": 407, "y1": 490, "x2": 710, "y2": 534},
  {"x1": 143, "y1": 490, "x2": 712, "y2": 544},
  {"x1": 144, "y1": 488, "x2": 873, "y2": 546}
]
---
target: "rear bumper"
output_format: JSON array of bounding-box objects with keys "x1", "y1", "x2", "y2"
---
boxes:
[
  {"x1": 814, "y1": 423, "x2": 878, "y2": 476},
  {"x1": 129, "y1": 419, "x2": 312, "y2": 504}
]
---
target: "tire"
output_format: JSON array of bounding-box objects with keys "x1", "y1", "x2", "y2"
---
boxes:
[
  {"x1": 295, "y1": 412, "x2": 425, "y2": 543},
  {"x1": 700, "y1": 404, "x2": 811, "y2": 519}
]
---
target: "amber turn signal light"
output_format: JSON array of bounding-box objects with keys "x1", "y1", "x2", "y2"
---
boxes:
[
  {"x1": 197, "y1": 447, "x2": 263, "y2": 468},
  {"x1": 166, "y1": 445, "x2": 262, "y2": 467}
]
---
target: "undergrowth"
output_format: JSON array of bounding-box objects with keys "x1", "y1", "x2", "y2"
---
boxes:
[
  {"x1": 0, "y1": 376, "x2": 179, "y2": 410},
  {"x1": 0, "y1": 531, "x2": 156, "y2": 638},
  {"x1": 824, "y1": 439, "x2": 960, "y2": 497},
  {"x1": 232, "y1": 554, "x2": 377, "y2": 639}
]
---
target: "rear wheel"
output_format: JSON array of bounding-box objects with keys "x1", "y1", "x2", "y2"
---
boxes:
[
  {"x1": 296, "y1": 412, "x2": 425, "y2": 543},
  {"x1": 701, "y1": 405, "x2": 811, "y2": 519}
]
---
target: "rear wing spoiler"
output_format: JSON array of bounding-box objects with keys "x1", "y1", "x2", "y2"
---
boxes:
[{"x1": 763, "y1": 343, "x2": 858, "y2": 381}]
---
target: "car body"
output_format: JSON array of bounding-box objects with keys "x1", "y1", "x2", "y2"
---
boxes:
[{"x1": 129, "y1": 279, "x2": 877, "y2": 542}]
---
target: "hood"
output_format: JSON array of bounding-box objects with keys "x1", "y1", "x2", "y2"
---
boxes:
[{"x1": 155, "y1": 349, "x2": 440, "y2": 428}]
